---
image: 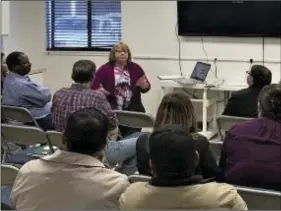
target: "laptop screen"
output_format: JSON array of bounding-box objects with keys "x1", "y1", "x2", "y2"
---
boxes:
[{"x1": 190, "y1": 62, "x2": 211, "y2": 82}]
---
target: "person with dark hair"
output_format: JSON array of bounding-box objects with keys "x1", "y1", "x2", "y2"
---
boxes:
[
  {"x1": 220, "y1": 84, "x2": 281, "y2": 191},
  {"x1": 52, "y1": 60, "x2": 138, "y2": 175},
  {"x1": 136, "y1": 92, "x2": 220, "y2": 179},
  {"x1": 10, "y1": 108, "x2": 129, "y2": 210},
  {"x1": 120, "y1": 124, "x2": 247, "y2": 210},
  {"x1": 2, "y1": 51, "x2": 53, "y2": 130},
  {"x1": 1, "y1": 52, "x2": 8, "y2": 93},
  {"x1": 91, "y1": 42, "x2": 150, "y2": 137},
  {"x1": 223, "y1": 65, "x2": 272, "y2": 117}
]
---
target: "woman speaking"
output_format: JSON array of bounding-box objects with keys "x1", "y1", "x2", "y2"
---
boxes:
[{"x1": 92, "y1": 42, "x2": 150, "y2": 137}]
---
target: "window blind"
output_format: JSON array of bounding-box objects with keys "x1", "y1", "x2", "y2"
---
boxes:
[{"x1": 46, "y1": 0, "x2": 122, "y2": 51}]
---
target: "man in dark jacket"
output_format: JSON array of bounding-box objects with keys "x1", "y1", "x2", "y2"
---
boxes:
[{"x1": 223, "y1": 65, "x2": 272, "y2": 117}]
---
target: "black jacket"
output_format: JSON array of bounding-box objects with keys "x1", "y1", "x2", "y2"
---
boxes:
[
  {"x1": 136, "y1": 132, "x2": 221, "y2": 179},
  {"x1": 223, "y1": 86, "x2": 263, "y2": 118}
]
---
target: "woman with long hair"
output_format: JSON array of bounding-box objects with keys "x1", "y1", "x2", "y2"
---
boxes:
[{"x1": 136, "y1": 91, "x2": 220, "y2": 179}]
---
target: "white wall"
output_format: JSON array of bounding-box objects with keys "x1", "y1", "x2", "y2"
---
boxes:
[
  {"x1": 1, "y1": 1, "x2": 10, "y2": 35},
  {"x1": 3, "y1": 1, "x2": 281, "y2": 115}
]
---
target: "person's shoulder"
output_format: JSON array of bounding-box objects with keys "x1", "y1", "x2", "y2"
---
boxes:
[
  {"x1": 194, "y1": 182, "x2": 243, "y2": 205},
  {"x1": 192, "y1": 133, "x2": 208, "y2": 142},
  {"x1": 231, "y1": 87, "x2": 251, "y2": 99},
  {"x1": 94, "y1": 167, "x2": 130, "y2": 189},
  {"x1": 231, "y1": 118, "x2": 260, "y2": 133},
  {"x1": 17, "y1": 159, "x2": 43, "y2": 177},
  {"x1": 120, "y1": 182, "x2": 149, "y2": 199},
  {"x1": 129, "y1": 61, "x2": 142, "y2": 69},
  {"x1": 53, "y1": 87, "x2": 69, "y2": 98},
  {"x1": 89, "y1": 89, "x2": 107, "y2": 100},
  {"x1": 98, "y1": 63, "x2": 112, "y2": 71}
]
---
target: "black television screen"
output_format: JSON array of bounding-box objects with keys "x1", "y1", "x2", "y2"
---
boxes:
[{"x1": 177, "y1": 1, "x2": 281, "y2": 37}]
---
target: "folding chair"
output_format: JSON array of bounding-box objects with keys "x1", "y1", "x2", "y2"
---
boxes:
[
  {"x1": 46, "y1": 131, "x2": 64, "y2": 149},
  {"x1": 216, "y1": 115, "x2": 253, "y2": 141},
  {"x1": 114, "y1": 110, "x2": 154, "y2": 128},
  {"x1": 236, "y1": 186, "x2": 281, "y2": 210},
  {"x1": 1, "y1": 164, "x2": 19, "y2": 208},
  {"x1": 114, "y1": 110, "x2": 154, "y2": 138},
  {"x1": 1, "y1": 124, "x2": 54, "y2": 165},
  {"x1": 1, "y1": 164, "x2": 19, "y2": 186},
  {"x1": 209, "y1": 140, "x2": 223, "y2": 164},
  {"x1": 1, "y1": 105, "x2": 40, "y2": 128},
  {"x1": 128, "y1": 174, "x2": 151, "y2": 183}
]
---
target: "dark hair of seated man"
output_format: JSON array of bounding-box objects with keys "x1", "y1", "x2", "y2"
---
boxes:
[
  {"x1": 71, "y1": 60, "x2": 96, "y2": 84},
  {"x1": 63, "y1": 107, "x2": 109, "y2": 157},
  {"x1": 247, "y1": 65, "x2": 272, "y2": 88},
  {"x1": 148, "y1": 124, "x2": 204, "y2": 186},
  {"x1": 5, "y1": 51, "x2": 32, "y2": 76}
]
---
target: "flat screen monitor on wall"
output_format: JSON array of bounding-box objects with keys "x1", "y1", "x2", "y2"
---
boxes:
[{"x1": 177, "y1": 1, "x2": 281, "y2": 37}]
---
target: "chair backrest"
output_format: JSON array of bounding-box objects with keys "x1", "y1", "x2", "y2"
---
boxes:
[
  {"x1": 1, "y1": 164, "x2": 19, "y2": 186},
  {"x1": 1, "y1": 124, "x2": 53, "y2": 151},
  {"x1": 236, "y1": 186, "x2": 281, "y2": 210},
  {"x1": 114, "y1": 110, "x2": 154, "y2": 128},
  {"x1": 216, "y1": 115, "x2": 253, "y2": 140},
  {"x1": 128, "y1": 174, "x2": 151, "y2": 183},
  {"x1": 46, "y1": 131, "x2": 64, "y2": 149},
  {"x1": 209, "y1": 140, "x2": 223, "y2": 164},
  {"x1": 1, "y1": 105, "x2": 40, "y2": 127}
]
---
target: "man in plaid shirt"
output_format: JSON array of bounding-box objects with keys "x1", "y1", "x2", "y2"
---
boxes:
[
  {"x1": 51, "y1": 60, "x2": 138, "y2": 175},
  {"x1": 52, "y1": 61, "x2": 117, "y2": 134}
]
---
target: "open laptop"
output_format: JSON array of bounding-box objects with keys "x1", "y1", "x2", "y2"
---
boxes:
[{"x1": 175, "y1": 62, "x2": 211, "y2": 85}]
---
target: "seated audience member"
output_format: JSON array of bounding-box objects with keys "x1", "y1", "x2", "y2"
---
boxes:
[
  {"x1": 220, "y1": 84, "x2": 281, "y2": 191},
  {"x1": 223, "y1": 65, "x2": 272, "y2": 117},
  {"x1": 10, "y1": 108, "x2": 129, "y2": 210},
  {"x1": 1, "y1": 52, "x2": 8, "y2": 94},
  {"x1": 136, "y1": 92, "x2": 220, "y2": 179},
  {"x1": 120, "y1": 124, "x2": 247, "y2": 210},
  {"x1": 52, "y1": 60, "x2": 138, "y2": 175},
  {"x1": 92, "y1": 42, "x2": 150, "y2": 137},
  {"x1": 2, "y1": 52, "x2": 53, "y2": 130}
]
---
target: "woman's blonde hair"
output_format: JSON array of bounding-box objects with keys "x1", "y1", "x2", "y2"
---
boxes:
[
  {"x1": 108, "y1": 42, "x2": 132, "y2": 64},
  {"x1": 154, "y1": 92, "x2": 197, "y2": 133}
]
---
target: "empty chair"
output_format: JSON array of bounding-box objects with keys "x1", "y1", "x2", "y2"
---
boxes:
[
  {"x1": 216, "y1": 115, "x2": 253, "y2": 140},
  {"x1": 1, "y1": 124, "x2": 54, "y2": 164},
  {"x1": 114, "y1": 110, "x2": 154, "y2": 128},
  {"x1": 1, "y1": 164, "x2": 19, "y2": 209},
  {"x1": 46, "y1": 131, "x2": 64, "y2": 149},
  {"x1": 128, "y1": 174, "x2": 151, "y2": 183},
  {"x1": 1, "y1": 105, "x2": 40, "y2": 128},
  {"x1": 1, "y1": 164, "x2": 19, "y2": 186},
  {"x1": 236, "y1": 186, "x2": 281, "y2": 210}
]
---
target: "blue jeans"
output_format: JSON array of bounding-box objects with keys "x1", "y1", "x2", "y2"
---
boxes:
[{"x1": 105, "y1": 132, "x2": 143, "y2": 175}]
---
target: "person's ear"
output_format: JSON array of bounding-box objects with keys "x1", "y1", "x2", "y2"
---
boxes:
[
  {"x1": 149, "y1": 159, "x2": 157, "y2": 177},
  {"x1": 194, "y1": 150, "x2": 199, "y2": 167},
  {"x1": 257, "y1": 102, "x2": 262, "y2": 117}
]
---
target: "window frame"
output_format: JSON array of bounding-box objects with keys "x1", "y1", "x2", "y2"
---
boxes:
[{"x1": 45, "y1": 0, "x2": 121, "y2": 52}]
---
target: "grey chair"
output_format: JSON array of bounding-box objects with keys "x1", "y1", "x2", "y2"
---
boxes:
[
  {"x1": 46, "y1": 131, "x2": 64, "y2": 149},
  {"x1": 1, "y1": 124, "x2": 55, "y2": 164},
  {"x1": 114, "y1": 110, "x2": 154, "y2": 128},
  {"x1": 1, "y1": 105, "x2": 40, "y2": 128},
  {"x1": 236, "y1": 186, "x2": 281, "y2": 210},
  {"x1": 1, "y1": 164, "x2": 18, "y2": 209},
  {"x1": 209, "y1": 140, "x2": 223, "y2": 164},
  {"x1": 1, "y1": 164, "x2": 19, "y2": 186},
  {"x1": 128, "y1": 174, "x2": 151, "y2": 183},
  {"x1": 216, "y1": 115, "x2": 253, "y2": 140}
]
